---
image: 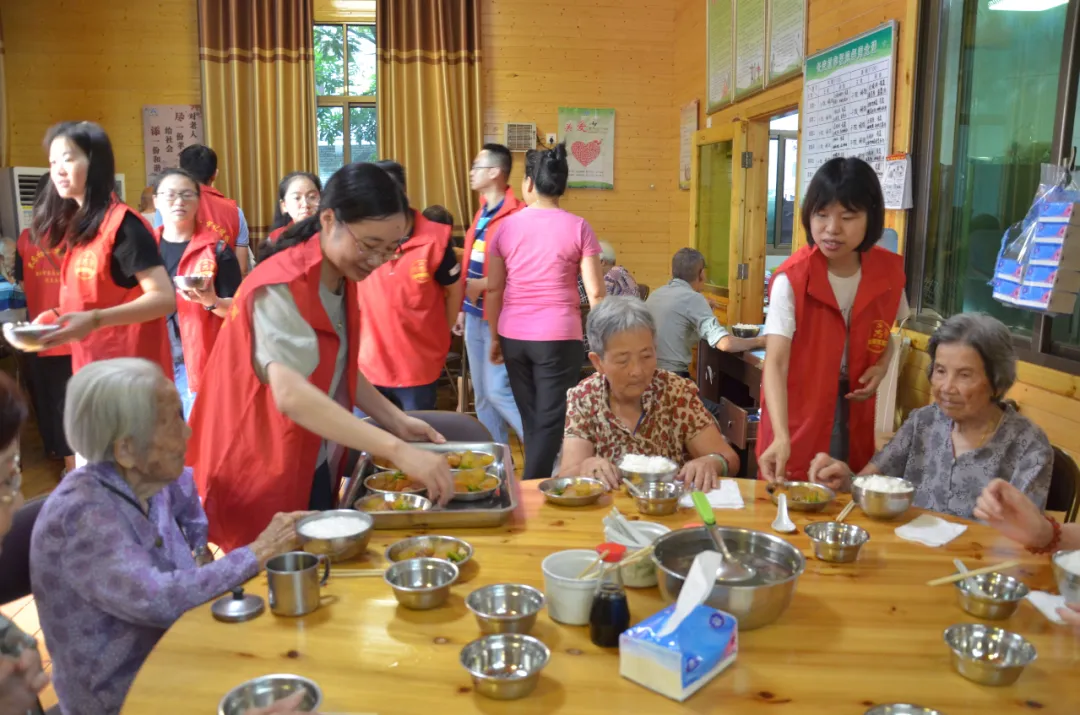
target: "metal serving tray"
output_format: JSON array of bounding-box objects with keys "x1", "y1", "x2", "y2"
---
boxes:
[{"x1": 341, "y1": 441, "x2": 518, "y2": 529}]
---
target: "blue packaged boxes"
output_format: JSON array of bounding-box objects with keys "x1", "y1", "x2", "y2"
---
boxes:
[
  {"x1": 619, "y1": 605, "x2": 738, "y2": 702},
  {"x1": 995, "y1": 201, "x2": 1080, "y2": 314}
]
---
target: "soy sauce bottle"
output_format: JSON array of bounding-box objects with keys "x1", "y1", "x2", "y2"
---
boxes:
[{"x1": 589, "y1": 542, "x2": 630, "y2": 647}]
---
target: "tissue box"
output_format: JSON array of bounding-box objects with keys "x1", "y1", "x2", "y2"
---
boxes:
[
  {"x1": 619, "y1": 605, "x2": 738, "y2": 702},
  {"x1": 992, "y1": 276, "x2": 1023, "y2": 305},
  {"x1": 1038, "y1": 201, "x2": 1076, "y2": 223},
  {"x1": 1022, "y1": 265, "x2": 1080, "y2": 291},
  {"x1": 1014, "y1": 284, "x2": 1078, "y2": 314}
]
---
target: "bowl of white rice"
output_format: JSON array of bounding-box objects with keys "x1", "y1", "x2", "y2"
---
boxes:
[
  {"x1": 296, "y1": 510, "x2": 374, "y2": 562},
  {"x1": 617, "y1": 454, "x2": 678, "y2": 488},
  {"x1": 1051, "y1": 549, "x2": 1080, "y2": 605},
  {"x1": 731, "y1": 323, "x2": 761, "y2": 338},
  {"x1": 852, "y1": 475, "x2": 915, "y2": 520}
]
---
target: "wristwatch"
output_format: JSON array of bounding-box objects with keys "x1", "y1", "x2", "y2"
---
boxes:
[
  {"x1": 707, "y1": 453, "x2": 729, "y2": 476},
  {"x1": 204, "y1": 302, "x2": 219, "y2": 312}
]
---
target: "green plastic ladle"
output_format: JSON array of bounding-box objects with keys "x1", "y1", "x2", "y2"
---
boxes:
[{"x1": 691, "y1": 491, "x2": 755, "y2": 582}]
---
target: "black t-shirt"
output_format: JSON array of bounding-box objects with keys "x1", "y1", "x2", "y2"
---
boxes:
[
  {"x1": 159, "y1": 238, "x2": 243, "y2": 364},
  {"x1": 111, "y1": 213, "x2": 166, "y2": 289},
  {"x1": 432, "y1": 240, "x2": 459, "y2": 286}
]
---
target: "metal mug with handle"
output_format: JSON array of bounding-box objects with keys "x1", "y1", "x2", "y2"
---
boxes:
[{"x1": 266, "y1": 551, "x2": 331, "y2": 617}]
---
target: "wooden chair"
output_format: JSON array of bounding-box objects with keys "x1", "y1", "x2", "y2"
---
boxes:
[
  {"x1": 1047, "y1": 446, "x2": 1080, "y2": 523},
  {"x1": 0, "y1": 494, "x2": 47, "y2": 605}
]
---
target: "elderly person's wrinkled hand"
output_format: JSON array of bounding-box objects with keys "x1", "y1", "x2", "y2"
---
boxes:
[
  {"x1": 808, "y1": 452, "x2": 853, "y2": 491},
  {"x1": 579, "y1": 457, "x2": 620, "y2": 489},
  {"x1": 0, "y1": 650, "x2": 49, "y2": 714},
  {"x1": 249, "y1": 512, "x2": 313, "y2": 568},
  {"x1": 243, "y1": 690, "x2": 321, "y2": 714},
  {"x1": 679, "y1": 456, "x2": 721, "y2": 492},
  {"x1": 973, "y1": 479, "x2": 1053, "y2": 550}
]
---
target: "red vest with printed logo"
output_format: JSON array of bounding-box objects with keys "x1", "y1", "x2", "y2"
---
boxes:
[
  {"x1": 756, "y1": 246, "x2": 905, "y2": 480},
  {"x1": 58, "y1": 200, "x2": 174, "y2": 379},
  {"x1": 187, "y1": 236, "x2": 359, "y2": 551},
  {"x1": 196, "y1": 185, "x2": 241, "y2": 250},
  {"x1": 155, "y1": 226, "x2": 224, "y2": 392},
  {"x1": 357, "y1": 210, "x2": 453, "y2": 387},
  {"x1": 16, "y1": 229, "x2": 70, "y2": 357}
]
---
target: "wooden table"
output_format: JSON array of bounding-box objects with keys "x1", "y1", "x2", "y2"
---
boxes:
[{"x1": 122, "y1": 482, "x2": 1079, "y2": 714}]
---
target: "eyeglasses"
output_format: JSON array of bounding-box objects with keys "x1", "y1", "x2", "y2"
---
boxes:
[
  {"x1": 0, "y1": 455, "x2": 22, "y2": 505},
  {"x1": 470, "y1": 164, "x2": 498, "y2": 172},
  {"x1": 338, "y1": 219, "x2": 406, "y2": 267},
  {"x1": 156, "y1": 190, "x2": 198, "y2": 203}
]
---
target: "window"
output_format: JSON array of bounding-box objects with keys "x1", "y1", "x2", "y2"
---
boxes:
[
  {"x1": 766, "y1": 113, "x2": 799, "y2": 254},
  {"x1": 314, "y1": 23, "x2": 377, "y2": 183},
  {"x1": 909, "y1": 0, "x2": 1080, "y2": 372}
]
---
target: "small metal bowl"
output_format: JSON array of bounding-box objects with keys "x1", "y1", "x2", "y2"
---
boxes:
[
  {"x1": 354, "y1": 492, "x2": 433, "y2": 513},
  {"x1": 218, "y1": 674, "x2": 322, "y2": 715},
  {"x1": 384, "y1": 557, "x2": 458, "y2": 610},
  {"x1": 173, "y1": 274, "x2": 212, "y2": 291},
  {"x1": 459, "y1": 633, "x2": 551, "y2": 700},
  {"x1": 731, "y1": 324, "x2": 761, "y2": 338},
  {"x1": 295, "y1": 510, "x2": 373, "y2": 562},
  {"x1": 2, "y1": 322, "x2": 60, "y2": 352},
  {"x1": 955, "y1": 572, "x2": 1030, "y2": 620},
  {"x1": 943, "y1": 623, "x2": 1037, "y2": 686},
  {"x1": 618, "y1": 459, "x2": 679, "y2": 487},
  {"x1": 632, "y1": 480, "x2": 683, "y2": 516},
  {"x1": 804, "y1": 521, "x2": 870, "y2": 563},
  {"x1": 363, "y1": 471, "x2": 427, "y2": 496},
  {"x1": 538, "y1": 477, "x2": 606, "y2": 507},
  {"x1": 852, "y1": 476, "x2": 915, "y2": 520},
  {"x1": 768, "y1": 481, "x2": 835, "y2": 513},
  {"x1": 864, "y1": 706, "x2": 945, "y2": 715},
  {"x1": 466, "y1": 584, "x2": 546, "y2": 635},
  {"x1": 1051, "y1": 549, "x2": 1080, "y2": 604},
  {"x1": 385, "y1": 535, "x2": 473, "y2": 567},
  {"x1": 451, "y1": 467, "x2": 502, "y2": 502}
]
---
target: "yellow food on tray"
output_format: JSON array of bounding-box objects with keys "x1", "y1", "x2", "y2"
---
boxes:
[
  {"x1": 359, "y1": 496, "x2": 418, "y2": 512},
  {"x1": 396, "y1": 541, "x2": 469, "y2": 563},
  {"x1": 552, "y1": 481, "x2": 602, "y2": 498},
  {"x1": 446, "y1": 451, "x2": 495, "y2": 469},
  {"x1": 453, "y1": 468, "x2": 499, "y2": 493},
  {"x1": 368, "y1": 470, "x2": 423, "y2": 492}
]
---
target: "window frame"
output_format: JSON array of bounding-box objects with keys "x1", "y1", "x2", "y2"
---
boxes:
[
  {"x1": 767, "y1": 129, "x2": 798, "y2": 254},
  {"x1": 907, "y1": 0, "x2": 1080, "y2": 376},
  {"x1": 314, "y1": 22, "x2": 378, "y2": 169}
]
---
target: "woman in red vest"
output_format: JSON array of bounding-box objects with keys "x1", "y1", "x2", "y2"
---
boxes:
[
  {"x1": 187, "y1": 162, "x2": 453, "y2": 551},
  {"x1": 32, "y1": 121, "x2": 175, "y2": 380},
  {"x1": 264, "y1": 172, "x2": 322, "y2": 252},
  {"x1": 757, "y1": 157, "x2": 907, "y2": 483},
  {"x1": 153, "y1": 168, "x2": 243, "y2": 419},
  {"x1": 16, "y1": 174, "x2": 74, "y2": 472},
  {"x1": 357, "y1": 161, "x2": 464, "y2": 410}
]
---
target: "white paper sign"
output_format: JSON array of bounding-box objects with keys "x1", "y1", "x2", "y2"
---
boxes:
[
  {"x1": 882, "y1": 153, "x2": 912, "y2": 210},
  {"x1": 143, "y1": 105, "x2": 205, "y2": 186},
  {"x1": 680, "y1": 101, "x2": 699, "y2": 191},
  {"x1": 559, "y1": 107, "x2": 615, "y2": 190}
]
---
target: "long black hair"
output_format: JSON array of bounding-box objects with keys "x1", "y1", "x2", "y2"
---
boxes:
[
  {"x1": 524, "y1": 142, "x2": 569, "y2": 197},
  {"x1": 270, "y1": 171, "x2": 322, "y2": 230},
  {"x1": 800, "y1": 157, "x2": 885, "y2": 252},
  {"x1": 262, "y1": 162, "x2": 407, "y2": 259},
  {"x1": 31, "y1": 121, "x2": 118, "y2": 250}
]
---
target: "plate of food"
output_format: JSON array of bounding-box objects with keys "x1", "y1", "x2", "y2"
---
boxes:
[
  {"x1": 372, "y1": 449, "x2": 496, "y2": 472},
  {"x1": 364, "y1": 471, "x2": 426, "y2": 495},
  {"x1": 386, "y1": 535, "x2": 473, "y2": 566},
  {"x1": 355, "y1": 493, "x2": 432, "y2": 513},
  {"x1": 767, "y1": 481, "x2": 834, "y2": 512},
  {"x1": 452, "y1": 468, "x2": 501, "y2": 502},
  {"x1": 2, "y1": 322, "x2": 60, "y2": 353},
  {"x1": 731, "y1": 323, "x2": 761, "y2": 338},
  {"x1": 173, "y1": 274, "x2": 213, "y2": 291},
  {"x1": 538, "y1": 477, "x2": 606, "y2": 507}
]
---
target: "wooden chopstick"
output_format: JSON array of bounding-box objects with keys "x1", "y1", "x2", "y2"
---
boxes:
[
  {"x1": 926, "y1": 560, "x2": 1020, "y2": 587},
  {"x1": 620, "y1": 545, "x2": 654, "y2": 567},
  {"x1": 835, "y1": 501, "x2": 857, "y2": 523},
  {"x1": 578, "y1": 550, "x2": 609, "y2": 579},
  {"x1": 333, "y1": 569, "x2": 387, "y2": 578}
]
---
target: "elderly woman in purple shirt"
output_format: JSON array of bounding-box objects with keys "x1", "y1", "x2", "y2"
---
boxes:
[{"x1": 29, "y1": 358, "x2": 307, "y2": 715}]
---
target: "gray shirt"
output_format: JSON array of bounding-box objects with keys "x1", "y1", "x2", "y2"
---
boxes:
[
  {"x1": 871, "y1": 404, "x2": 1053, "y2": 519},
  {"x1": 646, "y1": 278, "x2": 729, "y2": 373}
]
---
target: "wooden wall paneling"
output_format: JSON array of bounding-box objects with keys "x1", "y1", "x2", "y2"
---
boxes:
[{"x1": 728, "y1": 122, "x2": 748, "y2": 307}]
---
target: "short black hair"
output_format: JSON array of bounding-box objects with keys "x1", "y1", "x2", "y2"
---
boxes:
[
  {"x1": 524, "y1": 143, "x2": 569, "y2": 197},
  {"x1": 422, "y1": 205, "x2": 453, "y2": 227},
  {"x1": 800, "y1": 157, "x2": 885, "y2": 252},
  {"x1": 672, "y1": 247, "x2": 705, "y2": 282},
  {"x1": 375, "y1": 160, "x2": 406, "y2": 195},
  {"x1": 481, "y1": 143, "x2": 512, "y2": 178},
  {"x1": 178, "y1": 145, "x2": 218, "y2": 185}
]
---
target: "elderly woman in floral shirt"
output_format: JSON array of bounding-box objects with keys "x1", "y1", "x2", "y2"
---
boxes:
[{"x1": 560, "y1": 296, "x2": 739, "y2": 490}]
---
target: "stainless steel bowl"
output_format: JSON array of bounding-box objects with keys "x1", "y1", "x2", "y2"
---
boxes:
[
  {"x1": 1051, "y1": 549, "x2": 1080, "y2": 604},
  {"x1": 466, "y1": 584, "x2": 546, "y2": 635},
  {"x1": 768, "y1": 481, "x2": 835, "y2": 513},
  {"x1": 384, "y1": 557, "x2": 458, "y2": 610},
  {"x1": 218, "y1": 674, "x2": 322, "y2": 715},
  {"x1": 852, "y1": 476, "x2": 915, "y2": 520},
  {"x1": 363, "y1": 471, "x2": 427, "y2": 496},
  {"x1": 618, "y1": 460, "x2": 678, "y2": 487},
  {"x1": 295, "y1": 510, "x2": 373, "y2": 562},
  {"x1": 651, "y1": 526, "x2": 806, "y2": 630},
  {"x1": 632, "y1": 480, "x2": 683, "y2": 516},
  {"x1": 174, "y1": 274, "x2": 212, "y2": 291},
  {"x1": 538, "y1": 477, "x2": 606, "y2": 507},
  {"x1": 2, "y1": 322, "x2": 60, "y2": 352},
  {"x1": 943, "y1": 623, "x2": 1036, "y2": 686},
  {"x1": 864, "y1": 706, "x2": 945, "y2": 715},
  {"x1": 804, "y1": 521, "x2": 869, "y2": 563},
  {"x1": 354, "y1": 492, "x2": 433, "y2": 513},
  {"x1": 459, "y1": 633, "x2": 550, "y2": 700},
  {"x1": 385, "y1": 534, "x2": 473, "y2": 567},
  {"x1": 451, "y1": 467, "x2": 502, "y2": 502},
  {"x1": 954, "y1": 572, "x2": 1030, "y2": 620}
]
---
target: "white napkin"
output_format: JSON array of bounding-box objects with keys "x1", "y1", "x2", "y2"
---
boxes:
[
  {"x1": 677, "y1": 479, "x2": 745, "y2": 509},
  {"x1": 1026, "y1": 591, "x2": 1068, "y2": 625},
  {"x1": 657, "y1": 551, "x2": 725, "y2": 637},
  {"x1": 894, "y1": 514, "x2": 968, "y2": 547}
]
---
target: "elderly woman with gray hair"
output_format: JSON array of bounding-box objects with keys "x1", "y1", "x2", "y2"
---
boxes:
[
  {"x1": 29, "y1": 358, "x2": 307, "y2": 715},
  {"x1": 810, "y1": 313, "x2": 1053, "y2": 518},
  {"x1": 561, "y1": 296, "x2": 740, "y2": 490}
]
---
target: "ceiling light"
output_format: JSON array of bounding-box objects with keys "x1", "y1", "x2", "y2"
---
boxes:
[{"x1": 989, "y1": 0, "x2": 1067, "y2": 11}]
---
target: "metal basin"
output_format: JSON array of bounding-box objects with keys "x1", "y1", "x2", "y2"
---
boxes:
[
  {"x1": 384, "y1": 557, "x2": 458, "y2": 610},
  {"x1": 460, "y1": 634, "x2": 550, "y2": 700},
  {"x1": 943, "y1": 623, "x2": 1036, "y2": 686},
  {"x1": 954, "y1": 573, "x2": 1030, "y2": 620},
  {"x1": 466, "y1": 584, "x2": 546, "y2": 635},
  {"x1": 295, "y1": 510, "x2": 373, "y2": 563},
  {"x1": 218, "y1": 674, "x2": 321, "y2": 715},
  {"x1": 651, "y1": 526, "x2": 805, "y2": 630},
  {"x1": 632, "y1": 480, "x2": 683, "y2": 516},
  {"x1": 804, "y1": 521, "x2": 869, "y2": 563}
]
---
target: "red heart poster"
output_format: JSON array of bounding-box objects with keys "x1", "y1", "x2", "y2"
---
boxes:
[{"x1": 557, "y1": 107, "x2": 615, "y2": 190}]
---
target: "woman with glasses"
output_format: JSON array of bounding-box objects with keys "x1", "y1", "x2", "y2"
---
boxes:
[
  {"x1": 0, "y1": 372, "x2": 50, "y2": 714},
  {"x1": 187, "y1": 162, "x2": 454, "y2": 552},
  {"x1": 265, "y1": 172, "x2": 322, "y2": 246},
  {"x1": 30, "y1": 121, "x2": 175, "y2": 378},
  {"x1": 153, "y1": 168, "x2": 243, "y2": 419}
]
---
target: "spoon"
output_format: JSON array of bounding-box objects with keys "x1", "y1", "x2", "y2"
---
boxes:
[
  {"x1": 624, "y1": 479, "x2": 644, "y2": 499},
  {"x1": 690, "y1": 491, "x2": 755, "y2": 582},
  {"x1": 953, "y1": 558, "x2": 981, "y2": 594},
  {"x1": 771, "y1": 493, "x2": 797, "y2": 533}
]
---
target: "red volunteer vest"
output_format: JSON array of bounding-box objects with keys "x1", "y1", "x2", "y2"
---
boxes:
[
  {"x1": 196, "y1": 186, "x2": 241, "y2": 250},
  {"x1": 460, "y1": 188, "x2": 526, "y2": 319},
  {"x1": 16, "y1": 229, "x2": 70, "y2": 357},
  {"x1": 756, "y1": 246, "x2": 905, "y2": 480},
  {"x1": 267, "y1": 225, "x2": 288, "y2": 244},
  {"x1": 187, "y1": 236, "x2": 360, "y2": 552},
  {"x1": 155, "y1": 226, "x2": 224, "y2": 393},
  {"x1": 358, "y1": 211, "x2": 452, "y2": 387},
  {"x1": 58, "y1": 201, "x2": 174, "y2": 379}
]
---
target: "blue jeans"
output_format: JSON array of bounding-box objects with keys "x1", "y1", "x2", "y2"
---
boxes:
[
  {"x1": 174, "y1": 363, "x2": 196, "y2": 421},
  {"x1": 465, "y1": 312, "x2": 523, "y2": 445}
]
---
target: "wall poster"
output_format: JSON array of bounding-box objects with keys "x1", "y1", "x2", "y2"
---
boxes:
[
  {"x1": 767, "y1": 0, "x2": 806, "y2": 84},
  {"x1": 142, "y1": 105, "x2": 204, "y2": 187},
  {"x1": 706, "y1": 0, "x2": 734, "y2": 113},
  {"x1": 679, "y1": 100, "x2": 699, "y2": 190},
  {"x1": 558, "y1": 107, "x2": 615, "y2": 190},
  {"x1": 734, "y1": 0, "x2": 766, "y2": 101}
]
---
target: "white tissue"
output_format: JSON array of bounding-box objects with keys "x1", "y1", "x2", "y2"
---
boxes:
[
  {"x1": 677, "y1": 480, "x2": 745, "y2": 509},
  {"x1": 894, "y1": 514, "x2": 967, "y2": 547},
  {"x1": 657, "y1": 551, "x2": 725, "y2": 637},
  {"x1": 1026, "y1": 591, "x2": 1068, "y2": 625}
]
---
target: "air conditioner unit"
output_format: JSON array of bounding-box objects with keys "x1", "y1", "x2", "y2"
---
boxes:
[
  {"x1": 0, "y1": 169, "x2": 128, "y2": 238},
  {"x1": 504, "y1": 123, "x2": 537, "y2": 153}
]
